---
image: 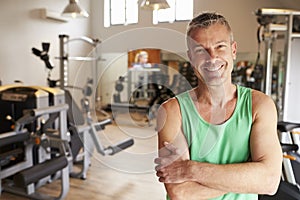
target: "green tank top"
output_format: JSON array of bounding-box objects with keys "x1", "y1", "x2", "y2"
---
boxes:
[{"x1": 175, "y1": 85, "x2": 257, "y2": 200}]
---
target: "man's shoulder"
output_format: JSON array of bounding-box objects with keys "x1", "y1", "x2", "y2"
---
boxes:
[
  {"x1": 251, "y1": 89, "x2": 276, "y2": 118},
  {"x1": 161, "y1": 97, "x2": 180, "y2": 110},
  {"x1": 251, "y1": 89, "x2": 272, "y2": 104}
]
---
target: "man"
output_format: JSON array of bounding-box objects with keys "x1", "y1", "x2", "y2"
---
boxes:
[{"x1": 154, "y1": 12, "x2": 282, "y2": 200}]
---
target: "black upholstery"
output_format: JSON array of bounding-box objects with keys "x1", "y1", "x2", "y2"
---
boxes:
[
  {"x1": 13, "y1": 156, "x2": 68, "y2": 187},
  {"x1": 278, "y1": 121, "x2": 300, "y2": 132}
]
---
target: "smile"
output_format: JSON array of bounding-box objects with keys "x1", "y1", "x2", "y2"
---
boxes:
[{"x1": 203, "y1": 64, "x2": 224, "y2": 72}]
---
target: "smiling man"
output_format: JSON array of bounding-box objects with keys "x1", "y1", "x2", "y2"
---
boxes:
[{"x1": 154, "y1": 12, "x2": 282, "y2": 200}]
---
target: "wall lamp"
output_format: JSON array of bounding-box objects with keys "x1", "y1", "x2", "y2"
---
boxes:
[{"x1": 62, "y1": 0, "x2": 89, "y2": 18}]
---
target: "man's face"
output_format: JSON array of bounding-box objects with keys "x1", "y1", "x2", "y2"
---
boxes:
[{"x1": 187, "y1": 23, "x2": 237, "y2": 86}]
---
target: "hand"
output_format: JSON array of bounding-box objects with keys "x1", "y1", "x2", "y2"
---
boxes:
[
  {"x1": 155, "y1": 142, "x2": 181, "y2": 168},
  {"x1": 154, "y1": 142, "x2": 192, "y2": 183}
]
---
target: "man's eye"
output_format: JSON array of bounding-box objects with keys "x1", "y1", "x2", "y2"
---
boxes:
[
  {"x1": 195, "y1": 48, "x2": 205, "y2": 53},
  {"x1": 217, "y1": 45, "x2": 226, "y2": 49}
]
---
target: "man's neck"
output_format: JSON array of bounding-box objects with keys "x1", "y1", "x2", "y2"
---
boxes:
[{"x1": 195, "y1": 81, "x2": 236, "y2": 108}]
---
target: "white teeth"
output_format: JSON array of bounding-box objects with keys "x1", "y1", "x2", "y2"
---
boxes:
[{"x1": 205, "y1": 66, "x2": 222, "y2": 72}]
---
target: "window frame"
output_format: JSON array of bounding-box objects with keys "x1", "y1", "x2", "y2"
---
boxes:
[
  {"x1": 153, "y1": 0, "x2": 193, "y2": 24},
  {"x1": 104, "y1": 0, "x2": 139, "y2": 27}
]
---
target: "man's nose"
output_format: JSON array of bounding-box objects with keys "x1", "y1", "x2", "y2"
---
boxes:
[{"x1": 206, "y1": 49, "x2": 218, "y2": 59}]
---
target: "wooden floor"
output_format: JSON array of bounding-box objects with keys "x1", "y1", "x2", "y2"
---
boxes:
[{"x1": 1, "y1": 113, "x2": 166, "y2": 200}]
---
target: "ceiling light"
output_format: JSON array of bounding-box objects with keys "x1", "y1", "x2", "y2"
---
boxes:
[
  {"x1": 62, "y1": 0, "x2": 89, "y2": 18},
  {"x1": 140, "y1": 0, "x2": 170, "y2": 10}
]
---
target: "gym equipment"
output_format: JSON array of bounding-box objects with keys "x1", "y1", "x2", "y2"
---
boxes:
[
  {"x1": 255, "y1": 8, "x2": 300, "y2": 199},
  {"x1": 278, "y1": 122, "x2": 300, "y2": 187},
  {"x1": 231, "y1": 61, "x2": 264, "y2": 91},
  {"x1": 178, "y1": 62, "x2": 197, "y2": 93},
  {"x1": 0, "y1": 81, "x2": 133, "y2": 199},
  {"x1": 68, "y1": 78, "x2": 134, "y2": 179},
  {"x1": 32, "y1": 36, "x2": 134, "y2": 179},
  {"x1": 255, "y1": 8, "x2": 300, "y2": 122},
  {"x1": 32, "y1": 42, "x2": 54, "y2": 70},
  {"x1": 57, "y1": 34, "x2": 102, "y2": 93},
  {"x1": 108, "y1": 61, "x2": 199, "y2": 126},
  {"x1": 0, "y1": 102, "x2": 70, "y2": 200},
  {"x1": 259, "y1": 121, "x2": 300, "y2": 200},
  {"x1": 113, "y1": 76, "x2": 126, "y2": 103},
  {"x1": 108, "y1": 63, "x2": 192, "y2": 125},
  {"x1": 0, "y1": 85, "x2": 65, "y2": 167},
  {"x1": 108, "y1": 72, "x2": 176, "y2": 125}
]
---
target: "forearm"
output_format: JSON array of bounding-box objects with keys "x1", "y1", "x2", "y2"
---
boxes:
[
  {"x1": 165, "y1": 182, "x2": 226, "y2": 200},
  {"x1": 190, "y1": 161, "x2": 280, "y2": 195}
]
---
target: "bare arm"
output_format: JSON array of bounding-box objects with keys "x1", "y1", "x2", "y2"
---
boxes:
[
  {"x1": 155, "y1": 98, "x2": 226, "y2": 199},
  {"x1": 188, "y1": 91, "x2": 282, "y2": 194},
  {"x1": 155, "y1": 91, "x2": 282, "y2": 197}
]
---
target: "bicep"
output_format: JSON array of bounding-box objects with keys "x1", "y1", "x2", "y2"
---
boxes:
[
  {"x1": 250, "y1": 93, "x2": 281, "y2": 165},
  {"x1": 156, "y1": 100, "x2": 191, "y2": 198},
  {"x1": 157, "y1": 99, "x2": 190, "y2": 159}
]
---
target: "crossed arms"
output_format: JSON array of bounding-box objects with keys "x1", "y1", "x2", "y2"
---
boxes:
[{"x1": 154, "y1": 92, "x2": 282, "y2": 200}]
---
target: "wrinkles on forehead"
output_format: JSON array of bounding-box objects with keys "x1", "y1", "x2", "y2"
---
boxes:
[
  {"x1": 187, "y1": 26, "x2": 232, "y2": 50},
  {"x1": 186, "y1": 27, "x2": 233, "y2": 51}
]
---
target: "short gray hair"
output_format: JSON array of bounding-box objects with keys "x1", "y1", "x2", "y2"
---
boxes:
[{"x1": 186, "y1": 12, "x2": 234, "y2": 42}]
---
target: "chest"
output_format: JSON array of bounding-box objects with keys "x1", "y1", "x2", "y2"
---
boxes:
[{"x1": 196, "y1": 99, "x2": 237, "y2": 125}]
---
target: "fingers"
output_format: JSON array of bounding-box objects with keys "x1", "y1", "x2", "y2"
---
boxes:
[
  {"x1": 156, "y1": 171, "x2": 167, "y2": 183},
  {"x1": 163, "y1": 141, "x2": 180, "y2": 155},
  {"x1": 155, "y1": 142, "x2": 189, "y2": 184},
  {"x1": 154, "y1": 157, "x2": 171, "y2": 171},
  {"x1": 155, "y1": 163, "x2": 185, "y2": 184},
  {"x1": 155, "y1": 142, "x2": 181, "y2": 170},
  {"x1": 156, "y1": 170, "x2": 165, "y2": 177}
]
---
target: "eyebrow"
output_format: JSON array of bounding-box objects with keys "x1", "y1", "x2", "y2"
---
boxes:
[
  {"x1": 191, "y1": 40, "x2": 229, "y2": 48},
  {"x1": 215, "y1": 40, "x2": 229, "y2": 44}
]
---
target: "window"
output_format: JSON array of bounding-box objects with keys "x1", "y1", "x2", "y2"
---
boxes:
[
  {"x1": 104, "y1": 0, "x2": 138, "y2": 27},
  {"x1": 153, "y1": 0, "x2": 193, "y2": 24}
]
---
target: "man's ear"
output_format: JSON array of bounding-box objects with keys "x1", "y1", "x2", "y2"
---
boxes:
[
  {"x1": 231, "y1": 41, "x2": 237, "y2": 60},
  {"x1": 187, "y1": 49, "x2": 192, "y2": 61}
]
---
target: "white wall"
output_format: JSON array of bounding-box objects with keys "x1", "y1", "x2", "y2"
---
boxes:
[
  {"x1": 0, "y1": 0, "x2": 91, "y2": 87},
  {"x1": 284, "y1": 38, "x2": 300, "y2": 122}
]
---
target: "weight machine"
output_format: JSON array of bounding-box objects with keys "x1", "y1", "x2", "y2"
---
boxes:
[
  {"x1": 54, "y1": 34, "x2": 134, "y2": 176},
  {"x1": 0, "y1": 85, "x2": 133, "y2": 199},
  {"x1": 108, "y1": 68, "x2": 177, "y2": 126},
  {"x1": 260, "y1": 121, "x2": 300, "y2": 200},
  {"x1": 0, "y1": 85, "x2": 70, "y2": 200},
  {"x1": 0, "y1": 34, "x2": 134, "y2": 199},
  {"x1": 255, "y1": 8, "x2": 300, "y2": 122},
  {"x1": 255, "y1": 8, "x2": 300, "y2": 200}
]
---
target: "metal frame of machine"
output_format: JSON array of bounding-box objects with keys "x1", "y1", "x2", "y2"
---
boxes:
[{"x1": 255, "y1": 8, "x2": 300, "y2": 122}]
